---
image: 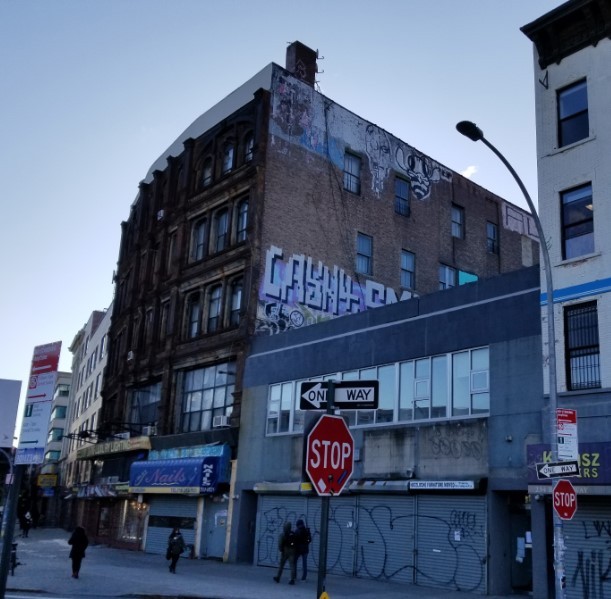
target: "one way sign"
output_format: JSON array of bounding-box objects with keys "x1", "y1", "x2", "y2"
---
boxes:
[
  {"x1": 300, "y1": 381, "x2": 379, "y2": 410},
  {"x1": 536, "y1": 460, "x2": 580, "y2": 480}
]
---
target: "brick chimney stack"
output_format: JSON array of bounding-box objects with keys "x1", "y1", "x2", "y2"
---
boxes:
[{"x1": 285, "y1": 41, "x2": 318, "y2": 87}]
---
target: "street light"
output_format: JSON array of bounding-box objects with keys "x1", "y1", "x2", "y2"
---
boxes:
[{"x1": 456, "y1": 121, "x2": 565, "y2": 599}]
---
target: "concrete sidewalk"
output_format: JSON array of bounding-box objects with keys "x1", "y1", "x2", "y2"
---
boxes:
[{"x1": 5, "y1": 527, "x2": 507, "y2": 599}]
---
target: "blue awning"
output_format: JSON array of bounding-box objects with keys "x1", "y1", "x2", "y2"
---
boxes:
[{"x1": 129, "y1": 453, "x2": 229, "y2": 495}]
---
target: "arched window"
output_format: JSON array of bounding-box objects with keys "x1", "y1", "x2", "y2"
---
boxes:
[
  {"x1": 236, "y1": 198, "x2": 248, "y2": 243},
  {"x1": 214, "y1": 209, "x2": 229, "y2": 253},
  {"x1": 222, "y1": 143, "x2": 234, "y2": 174},
  {"x1": 186, "y1": 293, "x2": 201, "y2": 339},
  {"x1": 202, "y1": 158, "x2": 213, "y2": 187},
  {"x1": 207, "y1": 285, "x2": 222, "y2": 333},
  {"x1": 244, "y1": 132, "x2": 254, "y2": 163},
  {"x1": 229, "y1": 278, "x2": 243, "y2": 327},
  {"x1": 190, "y1": 218, "x2": 207, "y2": 262}
]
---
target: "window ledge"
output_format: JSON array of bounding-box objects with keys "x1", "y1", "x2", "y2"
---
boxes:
[
  {"x1": 546, "y1": 134, "x2": 595, "y2": 157},
  {"x1": 557, "y1": 251, "x2": 601, "y2": 267}
]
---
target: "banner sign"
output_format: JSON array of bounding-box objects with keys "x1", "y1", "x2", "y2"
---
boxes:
[
  {"x1": 527, "y1": 442, "x2": 611, "y2": 484},
  {"x1": 15, "y1": 342, "x2": 62, "y2": 465}
]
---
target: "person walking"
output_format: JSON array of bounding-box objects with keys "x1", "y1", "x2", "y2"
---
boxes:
[
  {"x1": 294, "y1": 519, "x2": 312, "y2": 581},
  {"x1": 21, "y1": 512, "x2": 32, "y2": 538},
  {"x1": 167, "y1": 527, "x2": 186, "y2": 573},
  {"x1": 273, "y1": 521, "x2": 296, "y2": 585},
  {"x1": 68, "y1": 526, "x2": 89, "y2": 579}
]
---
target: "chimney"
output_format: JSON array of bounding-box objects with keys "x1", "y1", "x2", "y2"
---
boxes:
[{"x1": 285, "y1": 41, "x2": 318, "y2": 87}]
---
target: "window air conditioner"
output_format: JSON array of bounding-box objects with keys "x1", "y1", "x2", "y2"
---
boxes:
[
  {"x1": 127, "y1": 350, "x2": 135, "y2": 362},
  {"x1": 157, "y1": 209, "x2": 165, "y2": 221},
  {"x1": 212, "y1": 415, "x2": 230, "y2": 429},
  {"x1": 142, "y1": 425, "x2": 157, "y2": 437}
]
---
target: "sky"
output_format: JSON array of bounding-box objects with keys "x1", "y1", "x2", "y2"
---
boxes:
[{"x1": 1, "y1": 0, "x2": 565, "y2": 415}]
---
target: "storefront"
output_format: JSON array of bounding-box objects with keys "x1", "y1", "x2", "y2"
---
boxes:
[
  {"x1": 253, "y1": 479, "x2": 488, "y2": 593},
  {"x1": 129, "y1": 444, "x2": 231, "y2": 559}
]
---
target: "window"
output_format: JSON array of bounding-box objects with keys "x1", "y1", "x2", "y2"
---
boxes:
[
  {"x1": 214, "y1": 210, "x2": 229, "y2": 253},
  {"x1": 558, "y1": 79, "x2": 588, "y2": 147},
  {"x1": 128, "y1": 383, "x2": 161, "y2": 429},
  {"x1": 54, "y1": 383, "x2": 70, "y2": 399},
  {"x1": 356, "y1": 233, "x2": 373, "y2": 275},
  {"x1": 439, "y1": 264, "x2": 457, "y2": 290},
  {"x1": 47, "y1": 428, "x2": 63, "y2": 442},
  {"x1": 265, "y1": 347, "x2": 490, "y2": 434},
  {"x1": 143, "y1": 309, "x2": 153, "y2": 344},
  {"x1": 395, "y1": 177, "x2": 410, "y2": 216},
  {"x1": 190, "y1": 218, "x2": 207, "y2": 262},
  {"x1": 565, "y1": 301, "x2": 600, "y2": 390},
  {"x1": 207, "y1": 285, "x2": 222, "y2": 333},
  {"x1": 229, "y1": 279, "x2": 243, "y2": 326},
  {"x1": 202, "y1": 158, "x2": 213, "y2": 187},
  {"x1": 562, "y1": 183, "x2": 594, "y2": 259},
  {"x1": 400, "y1": 250, "x2": 415, "y2": 289},
  {"x1": 166, "y1": 232, "x2": 176, "y2": 274},
  {"x1": 236, "y1": 198, "x2": 248, "y2": 243},
  {"x1": 99, "y1": 335, "x2": 106, "y2": 359},
  {"x1": 181, "y1": 363, "x2": 235, "y2": 432},
  {"x1": 244, "y1": 133, "x2": 254, "y2": 162},
  {"x1": 222, "y1": 143, "x2": 234, "y2": 174},
  {"x1": 451, "y1": 204, "x2": 465, "y2": 238},
  {"x1": 159, "y1": 301, "x2": 170, "y2": 341},
  {"x1": 343, "y1": 153, "x2": 361, "y2": 194},
  {"x1": 486, "y1": 222, "x2": 499, "y2": 254},
  {"x1": 45, "y1": 450, "x2": 61, "y2": 462},
  {"x1": 186, "y1": 292, "x2": 201, "y2": 339}
]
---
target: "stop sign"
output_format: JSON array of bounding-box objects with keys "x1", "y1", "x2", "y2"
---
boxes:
[
  {"x1": 306, "y1": 414, "x2": 354, "y2": 496},
  {"x1": 553, "y1": 479, "x2": 578, "y2": 520}
]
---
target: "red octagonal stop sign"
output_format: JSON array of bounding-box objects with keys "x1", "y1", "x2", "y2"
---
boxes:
[
  {"x1": 306, "y1": 414, "x2": 354, "y2": 496},
  {"x1": 553, "y1": 479, "x2": 578, "y2": 520}
]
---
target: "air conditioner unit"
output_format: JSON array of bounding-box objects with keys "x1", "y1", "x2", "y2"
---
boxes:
[
  {"x1": 127, "y1": 350, "x2": 135, "y2": 362},
  {"x1": 142, "y1": 425, "x2": 157, "y2": 437},
  {"x1": 157, "y1": 209, "x2": 165, "y2": 221},
  {"x1": 114, "y1": 432, "x2": 130, "y2": 440},
  {"x1": 107, "y1": 476, "x2": 119, "y2": 484},
  {"x1": 212, "y1": 415, "x2": 230, "y2": 429}
]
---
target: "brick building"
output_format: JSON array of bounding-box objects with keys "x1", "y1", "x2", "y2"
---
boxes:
[{"x1": 92, "y1": 42, "x2": 539, "y2": 555}]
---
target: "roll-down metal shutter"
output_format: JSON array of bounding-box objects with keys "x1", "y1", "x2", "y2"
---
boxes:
[
  {"x1": 562, "y1": 500, "x2": 611, "y2": 599},
  {"x1": 320, "y1": 496, "x2": 358, "y2": 577},
  {"x1": 355, "y1": 495, "x2": 416, "y2": 583},
  {"x1": 255, "y1": 495, "x2": 308, "y2": 567},
  {"x1": 145, "y1": 495, "x2": 197, "y2": 555},
  {"x1": 415, "y1": 495, "x2": 487, "y2": 594}
]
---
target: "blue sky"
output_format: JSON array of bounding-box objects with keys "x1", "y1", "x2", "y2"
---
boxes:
[{"x1": 0, "y1": 0, "x2": 563, "y2": 410}]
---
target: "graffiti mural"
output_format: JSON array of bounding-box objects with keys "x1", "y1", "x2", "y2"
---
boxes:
[
  {"x1": 256, "y1": 245, "x2": 413, "y2": 335},
  {"x1": 270, "y1": 69, "x2": 451, "y2": 201},
  {"x1": 256, "y1": 496, "x2": 486, "y2": 593}
]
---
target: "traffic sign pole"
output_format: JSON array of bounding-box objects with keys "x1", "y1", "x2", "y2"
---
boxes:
[{"x1": 317, "y1": 381, "x2": 334, "y2": 599}]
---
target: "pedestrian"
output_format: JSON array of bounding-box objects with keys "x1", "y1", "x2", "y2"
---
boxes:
[
  {"x1": 20, "y1": 512, "x2": 32, "y2": 538},
  {"x1": 68, "y1": 526, "x2": 89, "y2": 579},
  {"x1": 273, "y1": 521, "x2": 296, "y2": 585},
  {"x1": 167, "y1": 526, "x2": 186, "y2": 573},
  {"x1": 294, "y1": 518, "x2": 312, "y2": 581}
]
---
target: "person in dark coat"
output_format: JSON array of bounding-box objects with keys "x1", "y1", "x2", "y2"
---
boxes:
[
  {"x1": 294, "y1": 519, "x2": 311, "y2": 581},
  {"x1": 167, "y1": 527, "x2": 186, "y2": 573},
  {"x1": 68, "y1": 526, "x2": 89, "y2": 578},
  {"x1": 273, "y1": 521, "x2": 296, "y2": 585}
]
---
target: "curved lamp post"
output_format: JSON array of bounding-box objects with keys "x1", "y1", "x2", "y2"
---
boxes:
[{"x1": 456, "y1": 121, "x2": 565, "y2": 599}]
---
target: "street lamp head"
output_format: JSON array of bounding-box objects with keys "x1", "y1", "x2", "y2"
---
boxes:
[{"x1": 456, "y1": 121, "x2": 484, "y2": 142}]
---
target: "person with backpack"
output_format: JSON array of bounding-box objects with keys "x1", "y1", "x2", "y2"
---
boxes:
[
  {"x1": 294, "y1": 519, "x2": 312, "y2": 581},
  {"x1": 273, "y1": 521, "x2": 296, "y2": 585}
]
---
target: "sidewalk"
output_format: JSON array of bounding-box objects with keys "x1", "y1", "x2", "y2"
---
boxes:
[{"x1": 5, "y1": 527, "x2": 507, "y2": 599}]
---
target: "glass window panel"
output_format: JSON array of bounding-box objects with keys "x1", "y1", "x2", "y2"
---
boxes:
[
  {"x1": 188, "y1": 391, "x2": 202, "y2": 412},
  {"x1": 213, "y1": 387, "x2": 226, "y2": 408},
  {"x1": 342, "y1": 371, "x2": 359, "y2": 381},
  {"x1": 202, "y1": 388, "x2": 214, "y2": 411},
  {"x1": 471, "y1": 347, "x2": 489, "y2": 371},
  {"x1": 357, "y1": 410, "x2": 374, "y2": 426},
  {"x1": 201, "y1": 411, "x2": 212, "y2": 431},
  {"x1": 472, "y1": 392, "x2": 489, "y2": 414},
  {"x1": 452, "y1": 352, "x2": 470, "y2": 416},
  {"x1": 377, "y1": 364, "x2": 395, "y2": 423},
  {"x1": 189, "y1": 412, "x2": 201, "y2": 432},
  {"x1": 399, "y1": 361, "x2": 414, "y2": 421},
  {"x1": 431, "y1": 355, "x2": 447, "y2": 418}
]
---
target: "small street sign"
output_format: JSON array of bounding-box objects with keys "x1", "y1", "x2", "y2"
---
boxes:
[
  {"x1": 553, "y1": 479, "x2": 578, "y2": 520},
  {"x1": 557, "y1": 408, "x2": 579, "y2": 462},
  {"x1": 536, "y1": 460, "x2": 580, "y2": 480},
  {"x1": 305, "y1": 414, "x2": 354, "y2": 496},
  {"x1": 300, "y1": 380, "x2": 379, "y2": 410}
]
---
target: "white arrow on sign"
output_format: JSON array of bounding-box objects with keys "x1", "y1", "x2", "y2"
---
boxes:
[
  {"x1": 301, "y1": 383, "x2": 377, "y2": 409},
  {"x1": 536, "y1": 461, "x2": 580, "y2": 479}
]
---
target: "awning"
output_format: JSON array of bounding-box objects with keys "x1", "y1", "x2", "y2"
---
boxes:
[{"x1": 129, "y1": 453, "x2": 230, "y2": 495}]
